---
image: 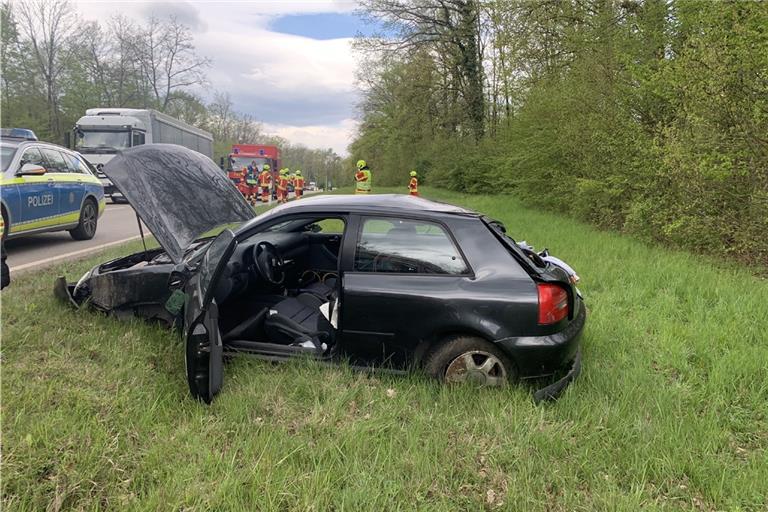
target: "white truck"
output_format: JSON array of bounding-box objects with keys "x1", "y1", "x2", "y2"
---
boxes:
[{"x1": 72, "y1": 108, "x2": 214, "y2": 202}]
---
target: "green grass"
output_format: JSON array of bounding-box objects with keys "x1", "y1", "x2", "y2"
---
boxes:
[{"x1": 2, "y1": 188, "x2": 767, "y2": 511}]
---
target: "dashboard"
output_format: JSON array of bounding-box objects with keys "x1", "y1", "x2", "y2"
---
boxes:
[{"x1": 213, "y1": 231, "x2": 317, "y2": 304}]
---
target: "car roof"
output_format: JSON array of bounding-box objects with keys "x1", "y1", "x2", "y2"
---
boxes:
[
  {"x1": 0, "y1": 139, "x2": 23, "y2": 149},
  {"x1": 1, "y1": 139, "x2": 78, "y2": 154},
  {"x1": 261, "y1": 194, "x2": 479, "y2": 217}
]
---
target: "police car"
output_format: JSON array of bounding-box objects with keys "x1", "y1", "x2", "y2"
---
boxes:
[{"x1": 1, "y1": 128, "x2": 105, "y2": 240}]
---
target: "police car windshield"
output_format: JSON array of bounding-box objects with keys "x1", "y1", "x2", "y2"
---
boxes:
[
  {"x1": 76, "y1": 130, "x2": 130, "y2": 152},
  {"x1": 231, "y1": 157, "x2": 270, "y2": 170},
  {"x1": 1, "y1": 146, "x2": 16, "y2": 172}
]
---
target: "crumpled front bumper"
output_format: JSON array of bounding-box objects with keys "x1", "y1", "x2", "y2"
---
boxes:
[{"x1": 53, "y1": 275, "x2": 81, "y2": 307}]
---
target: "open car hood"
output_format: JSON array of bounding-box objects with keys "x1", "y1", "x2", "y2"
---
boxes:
[{"x1": 102, "y1": 144, "x2": 254, "y2": 263}]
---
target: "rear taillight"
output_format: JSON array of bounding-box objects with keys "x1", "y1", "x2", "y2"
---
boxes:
[{"x1": 537, "y1": 283, "x2": 569, "y2": 325}]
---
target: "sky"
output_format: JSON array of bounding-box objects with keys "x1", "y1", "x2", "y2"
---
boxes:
[{"x1": 74, "y1": 1, "x2": 371, "y2": 155}]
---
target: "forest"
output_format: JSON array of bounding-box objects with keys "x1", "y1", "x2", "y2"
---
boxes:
[
  {"x1": 0, "y1": 0, "x2": 345, "y2": 185},
  {"x1": 350, "y1": 0, "x2": 768, "y2": 266}
]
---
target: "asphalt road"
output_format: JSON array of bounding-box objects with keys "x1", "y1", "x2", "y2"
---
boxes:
[
  {"x1": 5, "y1": 203, "x2": 145, "y2": 274},
  {"x1": 5, "y1": 190, "x2": 314, "y2": 274}
]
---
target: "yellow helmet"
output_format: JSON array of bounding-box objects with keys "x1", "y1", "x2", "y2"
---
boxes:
[
  {"x1": 410, "y1": 170, "x2": 417, "y2": 177},
  {"x1": 262, "y1": 164, "x2": 270, "y2": 170},
  {"x1": 295, "y1": 170, "x2": 302, "y2": 176},
  {"x1": 356, "y1": 159, "x2": 367, "y2": 170}
]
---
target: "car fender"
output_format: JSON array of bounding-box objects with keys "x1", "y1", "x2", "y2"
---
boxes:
[
  {"x1": 1, "y1": 198, "x2": 10, "y2": 224},
  {"x1": 82, "y1": 190, "x2": 106, "y2": 218},
  {"x1": 412, "y1": 316, "x2": 506, "y2": 365}
]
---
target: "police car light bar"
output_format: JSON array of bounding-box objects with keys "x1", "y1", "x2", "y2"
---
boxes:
[{"x1": 0, "y1": 128, "x2": 38, "y2": 141}]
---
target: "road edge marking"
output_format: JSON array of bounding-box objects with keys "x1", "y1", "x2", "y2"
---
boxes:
[{"x1": 10, "y1": 235, "x2": 143, "y2": 274}]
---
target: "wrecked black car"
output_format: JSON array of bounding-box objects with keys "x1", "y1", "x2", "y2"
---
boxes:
[{"x1": 56, "y1": 144, "x2": 586, "y2": 403}]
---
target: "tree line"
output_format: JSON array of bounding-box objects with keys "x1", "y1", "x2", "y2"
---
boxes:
[
  {"x1": 351, "y1": 0, "x2": 768, "y2": 266},
  {"x1": 0, "y1": 0, "x2": 345, "y2": 185}
]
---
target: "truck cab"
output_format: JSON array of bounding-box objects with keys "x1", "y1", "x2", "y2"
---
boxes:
[{"x1": 72, "y1": 108, "x2": 213, "y2": 203}]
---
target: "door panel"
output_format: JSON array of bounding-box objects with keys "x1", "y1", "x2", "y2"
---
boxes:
[
  {"x1": 57, "y1": 150, "x2": 88, "y2": 218},
  {"x1": 183, "y1": 229, "x2": 237, "y2": 403},
  {"x1": 17, "y1": 148, "x2": 59, "y2": 228},
  {"x1": 341, "y1": 273, "x2": 468, "y2": 365},
  {"x1": 185, "y1": 301, "x2": 223, "y2": 403}
]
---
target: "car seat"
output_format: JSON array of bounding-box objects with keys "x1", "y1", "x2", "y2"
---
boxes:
[{"x1": 263, "y1": 294, "x2": 334, "y2": 352}]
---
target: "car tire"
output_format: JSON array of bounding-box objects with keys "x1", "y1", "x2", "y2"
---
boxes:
[
  {"x1": 1, "y1": 207, "x2": 8, "y2": 240},
  {"x1": 69, "y1": 198, "x2": 98, "y2": 240},
  {"x1": 423, "y1": 335, "x2": 517, "y2": 387}
]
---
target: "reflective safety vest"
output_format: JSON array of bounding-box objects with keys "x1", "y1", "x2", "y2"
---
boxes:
[
  {"x1": 277, "y1": 175, "x2": 289, "y2": 191},
  {"x1": 245, "y1": 167, "x2": 258, "y2": 185},
  {"x1": 355, "y1": 169, "x2": 372, "y2": 193},
  {"x1": 294, "y1": 176, "x2": 305, "y2": 190},
  {"x1": 258, "y1": 170, "x2": 272, "y2": 187},
  {"x1": 408, "y1": 177, "x2": 418, "y2": 194}
]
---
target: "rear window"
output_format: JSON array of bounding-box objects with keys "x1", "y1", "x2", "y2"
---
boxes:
[{"x1": 1, "y1": 146, "x2": 16, "y2": 172}]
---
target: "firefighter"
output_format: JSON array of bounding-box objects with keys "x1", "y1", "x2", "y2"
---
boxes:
[
  {"x1": 408, "y1": 170, "x2": 419, "y2": 196},
  {"x1": 244, "y1": 164, "x2": 259, "y2": 205},
  {"x1": 289, "y1": 170, "x2": 297, "y2": 197},
  {"x1": 237, "y1": 166, "x2": 250, "y2": 199},
  {"x1": 354, "y1": 159, "x2": 372, "y2": 194},
  {"x1": 258, "y1": 164, "x2": 272, "y2": 203},
  {"x1": 276, "y1": 168, "x2": 290, "y2": 204},
  {"x1": 294, "y1": 169, "x2": 305, "y2": 199}
]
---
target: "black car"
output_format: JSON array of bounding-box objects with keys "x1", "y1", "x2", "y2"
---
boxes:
[{"x1": 55, "y1": 145, "x2": 586, "y2": 404}]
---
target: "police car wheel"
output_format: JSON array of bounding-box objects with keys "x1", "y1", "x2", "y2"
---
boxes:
[
  {"x1": 1, "y1": 207, "x2": 8, "y2": 241},
  {"x1": 69, "y1": 199, "x2": 98, "y2": 240}
]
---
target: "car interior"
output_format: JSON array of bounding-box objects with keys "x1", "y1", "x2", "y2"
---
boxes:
[{"x1": 210, "y1": 216, "x2": 347, "y2": 358}]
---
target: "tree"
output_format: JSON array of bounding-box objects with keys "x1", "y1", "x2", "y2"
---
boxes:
[
  {"x1": 357, "y1": 0, "x2": 486, "y2": 140},
  {"x1": 134, "y1": 16, "x2": 210, "y2": 111},
  {"x1": 13, "y1": 0, "x2": 80, "y2": 138}
]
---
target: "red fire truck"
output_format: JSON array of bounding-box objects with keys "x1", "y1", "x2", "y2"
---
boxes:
[{"x1": 226, "y1": 144, "x2": 281, "y2": 197}]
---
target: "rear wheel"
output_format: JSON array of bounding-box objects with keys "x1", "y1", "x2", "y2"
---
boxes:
[
  {"x1": 69, "y1": 198, "x2": 98, "y2": 240},
  {"x1": 423, "y1": 335, "x2": 517, "y2": 387}
]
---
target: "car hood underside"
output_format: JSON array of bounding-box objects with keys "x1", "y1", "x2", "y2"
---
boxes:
[{"x1": 102, "y1": 144, "x2": 254, "y2": 263}]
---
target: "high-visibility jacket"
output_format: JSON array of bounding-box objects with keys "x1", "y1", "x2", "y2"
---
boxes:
[
  {"x1": 277, "y1": 175, "x2": 289, "y2": 192},
  {"x1": 294, "y1": 176, "x2": 305, "y2": 190},
  {"x1": 408, "y1": 177, "x2": 418, "y2": 195},
  {"x1": 258, "y1": 170, "x2": 272, "y2": 187},
  {"x1": 244, "y1": 167, "x2": 258, "y2": 185},
  {"x1": 355, "y1": 168, "x2": 372, "y2": 193}
]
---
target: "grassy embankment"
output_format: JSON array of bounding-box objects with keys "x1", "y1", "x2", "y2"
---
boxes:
[{"x1": 2, "y1": 188, "x2": 766, "y2": 510}]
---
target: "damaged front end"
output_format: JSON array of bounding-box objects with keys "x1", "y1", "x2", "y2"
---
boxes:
[{"x1": 54, "y1": 248, "x2": 178, "y2": 326}]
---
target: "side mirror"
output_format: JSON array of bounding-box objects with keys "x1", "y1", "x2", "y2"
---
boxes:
[{"x1": 17, "y1": 163, "x2": 46, "y2": 176}]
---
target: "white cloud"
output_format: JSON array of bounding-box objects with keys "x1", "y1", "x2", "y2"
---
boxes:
[
  {"x1": 72, "y1": 1, "x2": 362, "y2": 155},
  {"x1": 264, "y1": 118, "x2": 358, "y2": 155}
]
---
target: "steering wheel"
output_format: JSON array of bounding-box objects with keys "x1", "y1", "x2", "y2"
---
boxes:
[{"x1": 253, "y1": 241, "x2": 285, "y2": 285}]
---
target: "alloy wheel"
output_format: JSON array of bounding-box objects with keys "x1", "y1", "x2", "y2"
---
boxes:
[
  {"x1": 82, "y1": 202, "x2": 97, "y2": 237},
  {"x1": 445, "y1": 351, "x2": 507, "y2": 386}
]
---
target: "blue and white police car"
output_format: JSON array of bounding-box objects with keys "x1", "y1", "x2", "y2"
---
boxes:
[{"x1": 1, "y1": 129, "x2": 105, "y2": 241}]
